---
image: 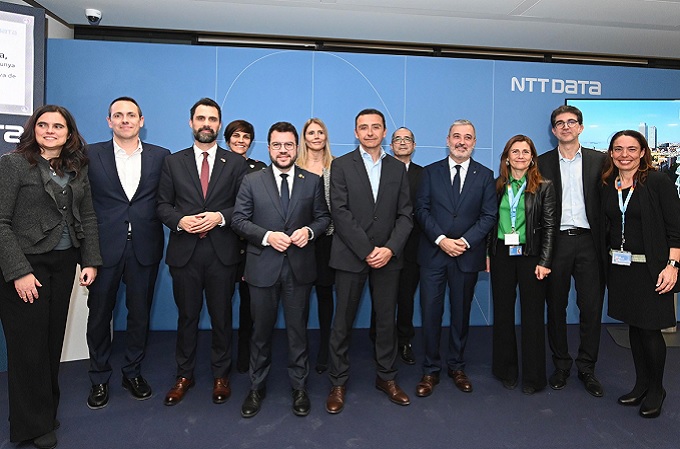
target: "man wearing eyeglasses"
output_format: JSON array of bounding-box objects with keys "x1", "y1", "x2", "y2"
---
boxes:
[
  {"x1": 325, "y1": 109, "x2": 413, "y2": 414},
  {"x1": 232, "y1": 122, "x2": 330, "y2": 418},
  {"x1": 369, "y1": 127, "x2": 423, "y2": 365},
  {"x1": 538, "y1": 105, "x2": 606, "y2": 398}
]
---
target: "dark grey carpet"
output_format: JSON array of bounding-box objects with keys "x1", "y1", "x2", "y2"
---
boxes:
[
  {"x1": 1, "y1": 325, "x2": 680, "y2": 448},
  {"x1": 607, "y1": 325, "x2": 680, "y2": 348}
]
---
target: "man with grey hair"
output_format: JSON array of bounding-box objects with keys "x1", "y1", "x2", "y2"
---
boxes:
[
  {"x1": 369, "y1": 127, "x2": 423, "y2": 364},
  {"x1": 414, "y1": 119, "x2": 497, "y2": 397}
]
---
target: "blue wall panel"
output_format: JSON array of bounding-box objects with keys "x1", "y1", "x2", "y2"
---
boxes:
[{"x1": 42, "y1": 39, "x2": 680, "y2": 333}]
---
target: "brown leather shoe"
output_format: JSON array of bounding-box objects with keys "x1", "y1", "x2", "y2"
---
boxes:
[
  {"x1": 164, "y1": 377, "x2": 195, "y2": 406},
  {"x1": 212, "y1": 377, "x2": 231, "y2": 404},
  {"x1": 375, "y1": 378, "x2": 410, "y2": 406},
  {"x1": 325, "y1": 386, "x2": 346, "y2": 414},
  {"x1": 448, "y1": 369, "x2": 473, "y2": 393},
  {"x1": 416, "y1": 374, "x2": 440, "y2": 397}
]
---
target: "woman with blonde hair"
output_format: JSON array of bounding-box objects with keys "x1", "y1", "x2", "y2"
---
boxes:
[{"x1": 297, "y1": 118, "x2": 335, "y2": 373}]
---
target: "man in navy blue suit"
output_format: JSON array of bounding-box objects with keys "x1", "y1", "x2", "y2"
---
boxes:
[
  {"x1": 414, "y1": 119, "x2": 497, "y2": 398},
  {"x1": 86, "y1": 97, "x2": 170, "y2": 409},
  {"x1": 232, "y1": 122, "x2": 330, "y2": 418}
]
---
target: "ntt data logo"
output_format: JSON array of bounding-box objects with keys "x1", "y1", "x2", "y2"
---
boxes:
[{"x1": 511, "y1": 77, "x2": 602, "y2": 96}]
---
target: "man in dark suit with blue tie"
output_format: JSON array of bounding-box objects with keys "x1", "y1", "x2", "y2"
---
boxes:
[
  {"x1": 157, "y1": 98, "x2": 247, "y2": 406},
  {"x1": 325, "y1": 109, "x2": 413, "y2": 414},
  {"x1": 86, "y1": 97, "x2": 170, "y2": 409},
  {"x1": 232, "y1": 122, "x2": 330, "y2": 418},
  {"x1": 414, "y1": 119, "x2": 497, "y2": 398}
]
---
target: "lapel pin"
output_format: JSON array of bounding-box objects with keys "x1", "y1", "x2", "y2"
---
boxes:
[
  {"x1": 220, "y1": 158, "x2": 226, "y2": 163},
  {"x1": 298, "y1": 173, "x2": 305, "y2": 179}
]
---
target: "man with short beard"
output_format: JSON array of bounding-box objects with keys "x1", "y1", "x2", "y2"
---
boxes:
[
  {"x1": 157, "y1": 98, "x2": 248, "y2": 406},
  {"x1": 232, "y1": 122, "x2": 330, "y2": 417}
]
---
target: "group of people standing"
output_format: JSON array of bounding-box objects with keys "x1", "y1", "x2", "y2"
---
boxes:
[{"x1": 0, "y1": 99, "x2": 678, "y2": 448}]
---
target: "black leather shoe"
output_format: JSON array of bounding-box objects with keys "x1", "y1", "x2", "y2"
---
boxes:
[
  {"x1": 87, "y1": 383, "x2": 109, "y2": 410},
  {"x1": 241, "y1": 388, "x2": 266, "y2": 418},
  {"x1": 33, "y1": 431, "x2": 57, "y2": 449},
  {"x1": 122, "y1": 376, "x2": 152, "y2": 400},
  {"x1": 578, "y1": 372, "x2": 603, "y2": 397},
  {"x1": 639, "y1": 389, "x2": 666, "y2": 418},
  {"x1": 292, "y1": 389, "x2": 311, "y2": 416},
  {"x1": 549, "y1": 369, "x2": 570, "y2": 390},
  {"x1": 399, "y1": 344, "x2": 416, "y2": 365},
  {"x1": 618, "y1": 389, "x2": 647, "y2": 406}
]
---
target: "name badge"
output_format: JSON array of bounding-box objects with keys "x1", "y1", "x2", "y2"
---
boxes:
[
  {"x1": 505, "y1": 233, "x2": 520, "y2": 245},
  {"x1": 509, "y1": 245, "x2": 523, "y2": 256},
  {"x1": 612, "y1": 250, "x2": 632, "y2": 266}
]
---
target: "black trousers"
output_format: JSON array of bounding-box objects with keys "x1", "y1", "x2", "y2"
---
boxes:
[
  {"x1": 248, "y1": 260, "x2": 312, "y2": 390},
  {"x1": 86, "y1": 239, "x2": 159, "y2": 384},
  {"x1": 169, "y1": 238, "x2": 237, "y2": 379},
  {"x1": 369, "y1": 258, "x2": 419, "y2": 346},
  {"x1": 490, "y1": 241, "x2": 547, "y2": 389},
  {"x1": 546, "y1": 233, "x2": 604, "y2": 374},
  {"x1": 0, "y1": 248, "x2": 77, "y2": 442},
  {"x1": 329, "y1": 267, "x2": 400, "y2": 386}
]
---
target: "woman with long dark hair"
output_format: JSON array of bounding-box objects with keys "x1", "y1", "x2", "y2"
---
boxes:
[
  {"x1": 0, "y1": 105, "x2": 102, "y2": 448},
  {"x1": 601, "y1": 130, "x2": 680, "y2": 418},
  {"x1": 488, "y1": 134, "x2": 556, "y2": 394}
]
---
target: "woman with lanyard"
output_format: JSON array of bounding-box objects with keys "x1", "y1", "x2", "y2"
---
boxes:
[
  {"x1": 488, "y1": 135, "x2": 556, "y2": 395},
  {"x1": 601, "y1": 130, "x2": 680, "y2": 418}
]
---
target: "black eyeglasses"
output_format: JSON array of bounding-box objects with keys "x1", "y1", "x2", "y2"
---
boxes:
[{"x1": 553, "y1": 119, "x2": 579, "y2": 129}]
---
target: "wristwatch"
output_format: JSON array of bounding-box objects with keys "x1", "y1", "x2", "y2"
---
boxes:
[{"x1": 668, "y1": 259, "x2": 679, "y2": 268}]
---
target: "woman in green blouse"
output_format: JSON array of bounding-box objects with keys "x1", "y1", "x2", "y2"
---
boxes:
[{"x1": 488, "y1": 135, "x2": 557, "y2": 394}]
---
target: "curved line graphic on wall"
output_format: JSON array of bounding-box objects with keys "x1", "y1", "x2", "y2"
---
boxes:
[{"x1": 217, "y1": 50, "x2": 398, "y2": 130}]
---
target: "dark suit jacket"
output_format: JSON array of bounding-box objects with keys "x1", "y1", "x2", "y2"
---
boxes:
[
  {"x1": 157, "y1": 146, "x2": 247, "y2": 268},
  {"x1": 415, "y1": 157, "x2": 497, "y2": 272},
  {"x1": 403, "y1": 162, "x2": 424, "y2": 263},
  {"x1": 231, "y1": 166, "x2": 330, "y2": 288},
  {"x1": 87, "y1": 140, "x2": 170, "y2": 268},
  {"x1": 0, "y1": 153, "x2": 102, "y2": 282},
  {"x1": 538, "y1": 147, "x2": 606, "y2": 261},
  {"x1": 329, "y1": 148, "x2": 413, "y2": 273}
]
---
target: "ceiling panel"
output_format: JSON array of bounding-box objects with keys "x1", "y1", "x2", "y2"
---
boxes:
[{"x1": 28, "y1": 0, "x2": 680, "y2": 59}]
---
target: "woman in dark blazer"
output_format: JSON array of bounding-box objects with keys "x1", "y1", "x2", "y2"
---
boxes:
[
  {"x1": 601, "y1": 130, "x2": 680, "y2": 419},
  {"x1": 224, "y1": 119, "x2": 266, "y2": 374},
  {"x1": 296, "y1": 117, "x2": 335, "y2": 374},
  {"x1": 488, "y1": 135, "x2": 556, "y2": 394},
  {"x1": 0, "y1": 105, "x2": 102, "y2": 448}
]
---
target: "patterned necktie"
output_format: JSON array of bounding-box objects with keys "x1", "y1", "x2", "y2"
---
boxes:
[
  {"x1": 452, "y1": 164, "x2": 461, "y2": 205},
  {"x1": 280, "y1": 173, "x2": 290, "y2": 216}
]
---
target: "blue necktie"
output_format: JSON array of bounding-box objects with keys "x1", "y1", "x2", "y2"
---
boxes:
[
  {"x1": 280, "y1": 173, "x2": 290, "y2": 216},
  {"x1": 452, "y1": 165, "x2": 461, "y2": 205}
]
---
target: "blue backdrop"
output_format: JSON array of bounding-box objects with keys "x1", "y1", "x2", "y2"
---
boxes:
[{"x1": 3, "y1": 39, "x2": 680, "y2": 371}]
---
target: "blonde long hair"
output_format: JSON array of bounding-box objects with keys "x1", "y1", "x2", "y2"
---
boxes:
[{"x1": 297, "y1": 118, "x2": 333, "y2": 170}]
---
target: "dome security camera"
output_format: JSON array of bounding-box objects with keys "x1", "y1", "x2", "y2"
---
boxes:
[{"x1": 85, "y1": 8, "x2": 102, "y2": 26}]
